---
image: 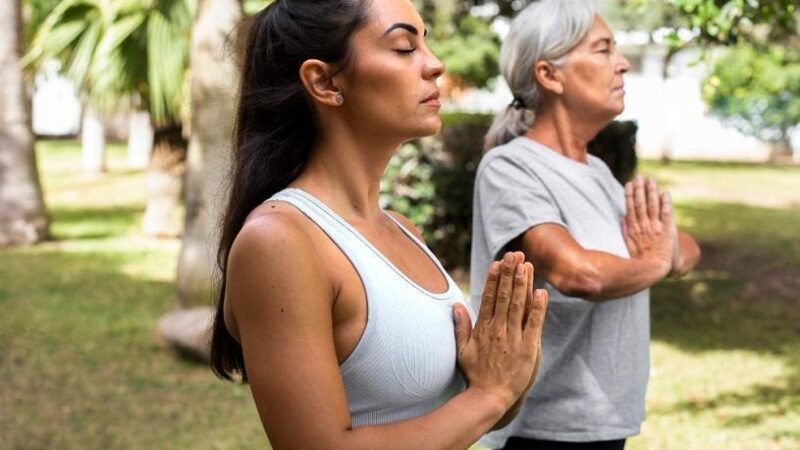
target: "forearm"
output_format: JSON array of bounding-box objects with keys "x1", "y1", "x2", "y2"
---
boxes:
[
  {"x1": 565, "y1": 250, "x2": 670, "y2": 301},
  {"x1": 338, "y1": 387, "x2": 507, "y2": 450}
]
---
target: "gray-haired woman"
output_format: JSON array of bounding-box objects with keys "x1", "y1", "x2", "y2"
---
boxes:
[{"x1": 470, "y1": 1, "x2": 701, "y2": 449}]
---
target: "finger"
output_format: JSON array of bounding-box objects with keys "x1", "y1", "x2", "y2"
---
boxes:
[
  {"x1": 512, "y1": 251, "x2": 525, "y2": 267},
  {"x1": 452, "y1": 303, "x2": 473, "y2": 355},
  {"x1": 476, "y1": 261, "x2": 501, "y2": 326},
  {"x1": 523, "y1": 263, "x2": 534, "y2": 325},
  {"x1": 624, "y1": 182, "x2": 636, "y2": 221},
  {"x1": 492, "y1": 253, "x2": 517, "y2": 324},
  {"x1": 507, "y1": 263, "x2": 528, "y2": 337},
  {"x1": 660, "y1": 191, "x2": 674, "y2": 226},
  {"x1": 634, "y1": 175, "x2": 649, "y2": 228},
  {"x1": 622, "y1": 220, "x2": 639, "y2": 257},
  {"x1": 646, "y1": 177, "x2": 660, "y2": 223},
  {"x1": 523, "y1": 288, "x2": 549, "y2": 346}
]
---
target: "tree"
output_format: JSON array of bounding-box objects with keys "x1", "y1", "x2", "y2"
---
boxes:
[
  {"x1": 26, "y1": 0, "x2": 196, "y2": 236},
  {"x1": 176, "y1": 0, "x2": 243, "y2": 309},
  {"x1": 159, "y1": 0, "x2": 244, "y2": 360},
  {"x1": 703, "y1": 44, "x2": 800, "y2": 159},
  {"x1": 0, "y1": 0, "x2": 49, "y2": 247},
  {"x1": 413, "y1": 0, "x2": 501, "y2": 90}
]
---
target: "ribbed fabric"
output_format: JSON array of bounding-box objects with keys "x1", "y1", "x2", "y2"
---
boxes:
[{"x1": 268, "y1": 188, "x2": 469, "y2": 427}]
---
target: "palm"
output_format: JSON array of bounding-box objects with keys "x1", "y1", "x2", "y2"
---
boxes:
[
  {"x1": 26, "y1": 0, "x2": 196, "y2": 236},
  {"x1": 25, "y1": 0, "x2": 194, "y2": 124}
]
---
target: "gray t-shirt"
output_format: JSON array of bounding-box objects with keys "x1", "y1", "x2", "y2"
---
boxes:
[{"x1": 470, "y1": 137, "x2": 650, "y2": 445}]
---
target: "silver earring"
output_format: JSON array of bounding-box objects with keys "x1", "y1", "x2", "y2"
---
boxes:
[{"x1": 335, "y1": 93, "x2": 344, "y2": 105}]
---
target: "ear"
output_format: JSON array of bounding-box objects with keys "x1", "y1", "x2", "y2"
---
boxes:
[
  {"x1": 532, "y1": 60, "x2": 564, "y2": 96},
  {"x1": 299, "y1": 59, "x2": 342, "y2": 107}
]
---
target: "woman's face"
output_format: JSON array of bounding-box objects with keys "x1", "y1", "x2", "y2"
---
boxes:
[
  {"x1": 336, "y1": 0, "x2": 445, "y2": 141},
  {"x1": 555, "y1": 15, "x2": 630, "y2": 121}
]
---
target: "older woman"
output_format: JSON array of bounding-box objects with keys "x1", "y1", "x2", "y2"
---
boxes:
[{"x1": 471, "y1": 1, "x2": 701, "y2": 449}]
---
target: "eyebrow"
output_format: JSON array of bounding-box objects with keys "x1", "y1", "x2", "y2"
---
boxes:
[{"x1": 383, "y1": 23, "x2": 427, "y2": 37}]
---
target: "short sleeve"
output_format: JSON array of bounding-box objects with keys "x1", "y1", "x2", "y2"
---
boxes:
[{"x1": 475, "y1": 153, "x2": 566, "y2": 259}]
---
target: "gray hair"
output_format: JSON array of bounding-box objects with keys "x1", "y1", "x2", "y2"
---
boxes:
[{"x1": 484, "y1": 0, "x2": 597, "y2": 150}]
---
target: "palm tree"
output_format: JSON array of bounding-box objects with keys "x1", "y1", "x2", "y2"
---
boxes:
[
  {"x1": 0, "y1": 0, "x2": 49, "y2": 247},
  {"x1": 161, "y1": 0, "x2": 243, "y2": 360},
  {"x1": 25, "y1": 0, "x2": 196, "y2": 236}
]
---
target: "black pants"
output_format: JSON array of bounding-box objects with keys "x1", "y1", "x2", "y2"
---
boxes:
[{"x1": 500, "y1": 437, "x2": 626, "y2": 450}]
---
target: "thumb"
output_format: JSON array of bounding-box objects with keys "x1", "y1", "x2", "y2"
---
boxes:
[{"x1": 452, "y1": 303, "x2": 473, "y2": 353}]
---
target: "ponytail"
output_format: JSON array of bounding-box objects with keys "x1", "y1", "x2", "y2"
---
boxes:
[
  {"x1": 484, "y1": 0, "x2": 596, "y2": 151},
  {"x1": 483, "y1": 103, "x2": 534, "y2": 151}
]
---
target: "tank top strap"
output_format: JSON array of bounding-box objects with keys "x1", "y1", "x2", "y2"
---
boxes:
[{"x1": 267, "y1": 188, "x2": 387, "y2": 274}]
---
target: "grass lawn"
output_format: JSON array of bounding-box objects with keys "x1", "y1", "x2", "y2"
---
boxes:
[
  {"x1": 0, "y1": 141, "x2": 267, "y2": 450},
  {"x1": 1, "y1": 143, "x2": 798, "y2": 449}
]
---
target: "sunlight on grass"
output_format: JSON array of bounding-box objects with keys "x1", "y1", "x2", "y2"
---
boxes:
[{"x1": 1, "y1": 143, "x2": 798, "y2": 449}]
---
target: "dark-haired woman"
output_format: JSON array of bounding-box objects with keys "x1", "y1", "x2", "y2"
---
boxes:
[{"x1": 210, "y1": 1, "x2": 548, "y2": 449}]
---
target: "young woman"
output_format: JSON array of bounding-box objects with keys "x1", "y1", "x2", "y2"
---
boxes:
[
  {"x1": 210, "y1": 1, "x2": 549, "y2": 449},
  {"x1": 471, "y1": 1, "x2": 700, "y2": 449}
]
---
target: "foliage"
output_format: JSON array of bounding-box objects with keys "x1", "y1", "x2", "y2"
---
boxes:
[
  {"x1": 413, "y1": 0, "x2": 501, "y2": 89},
  {"x1": 607, "y1": 0, "x2": 798, "y2": 47},
  {"x1": 669, "y1": 0, "x2": 798, "y2": 45},
  {"x1": 21, "y1": 0, "x2": 63, "y2": 47},
  {"x1": 703, "y1": 44, "x2": 800, "y2": 150},
  {"x1": 24, "y1": 0, "x2": 196, "y2": 125}
]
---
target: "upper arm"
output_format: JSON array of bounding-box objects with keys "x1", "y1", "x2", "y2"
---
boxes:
[
  {"x1": 226, "y1": 214, "x2": 352, "y2": 448},
  {"x1": 475, "y1": 155, "x2": 565, "y2": 260},
  {"x1": 518, "y1": 224, "x2": 603, "y2": 297}
]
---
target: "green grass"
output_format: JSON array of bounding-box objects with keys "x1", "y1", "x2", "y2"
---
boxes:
[
  {"x1": 0, "y1": 141, "x2": 267, "y2": 450},
  {"x1": 627, "y1": 161, "x2": 800, "y2": 450},
  {"x1": 1, "y1": 145, "x2": 799, "y2": 449}
]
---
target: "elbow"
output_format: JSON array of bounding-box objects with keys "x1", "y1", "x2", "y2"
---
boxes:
[{"x1": 550, "y1": 263, "x2": 604, "y2": 300}]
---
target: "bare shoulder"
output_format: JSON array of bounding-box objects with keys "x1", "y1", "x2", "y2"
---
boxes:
[
  {"x1": 230, "y1": 201, "x2": 316, "y2": 266},
  {"x1": 227, "y1": 201, "x2": 330, "y2": 314},
  {"x1": 385, "y1": 210, "x2": 426, "y2": 242}
]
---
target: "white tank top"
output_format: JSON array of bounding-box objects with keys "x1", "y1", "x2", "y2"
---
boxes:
[{"x1": 268, "y1": 188, "x2": 470, "y2": 427}]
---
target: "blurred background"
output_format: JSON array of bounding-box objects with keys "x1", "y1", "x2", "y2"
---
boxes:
[{"x1": 1, "y1": 0, "x2": 798, "y2": 449}]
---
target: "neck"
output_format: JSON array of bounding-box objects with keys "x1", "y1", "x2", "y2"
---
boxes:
[
  {"x1": 292, "y1": 120, "x2": 402, "y2": 223},
  {"x1": 525, "y1": 102, "x2": 605, "y2": 164}
]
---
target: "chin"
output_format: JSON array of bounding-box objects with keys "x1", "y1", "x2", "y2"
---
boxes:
[{"x1": 415, "y1": 118, "x2": 442, "y2": 138}]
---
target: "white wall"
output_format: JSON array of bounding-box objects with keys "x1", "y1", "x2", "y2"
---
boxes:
[{"x1": 31, "y1": 60, "x2": 82, "y2": 137}]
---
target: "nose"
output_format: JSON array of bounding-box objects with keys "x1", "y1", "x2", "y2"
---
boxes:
[
  {"x1": 423, "y1": 50, "x2": 445, "y2": 81},
  {"x1": 618, "y1": 53, "x2": 631, "y2": 74}
]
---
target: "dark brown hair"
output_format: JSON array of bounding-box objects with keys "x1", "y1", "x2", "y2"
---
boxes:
[{"x1": 210, "y1": 0, "x2": 371, "y2": 381}]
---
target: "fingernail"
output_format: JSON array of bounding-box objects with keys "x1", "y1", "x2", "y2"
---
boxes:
[
  {"x1": 490, "y1": 261, "x2": 500, "y2": 274},
  {"x1": 503, "y1": 253, "x2": 514, "y2": 264},
  {"x1": 516, "y1": 264, "x2": 525, "y2": 276},
  {"x1": 453, "y1": 308, "x2": 461, "y2": 325}
]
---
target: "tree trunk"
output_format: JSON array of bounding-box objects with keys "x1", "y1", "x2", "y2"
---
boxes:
[
  {"x1": 176, "y1": 0, "x2": 243, "y2": 308},
  {"x1": 141, "y1": 123, "x2": 187, "y2": 237},
  {"x1": 81, "y1": 106, "x2": 106, "y2": 175},
  {"x1": 0, "y1": 0, "x2": 49, "y2": 247},
  {"x1": 127, "y1": 110, "x2": 154, "y2": 169}
]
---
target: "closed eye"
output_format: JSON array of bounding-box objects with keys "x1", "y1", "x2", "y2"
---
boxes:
[{"x1": 395, "y1": 48, "x2": 417, "y2": 54}]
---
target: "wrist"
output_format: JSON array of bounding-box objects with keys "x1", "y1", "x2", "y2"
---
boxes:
[
  {"x1": 636, "y1": 253, "x2": 671, "y2": 279},
  {"x1": 463, "y1": 386, "x2": 513, "y2": 420}
]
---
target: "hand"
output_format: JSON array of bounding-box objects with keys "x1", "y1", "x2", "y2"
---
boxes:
[
  {"x1": 622, "y1": 176, "x2": 675, "y2": 276},
  {"x1": 452, "y1": 251, "x2": 548, "y2": 410}
]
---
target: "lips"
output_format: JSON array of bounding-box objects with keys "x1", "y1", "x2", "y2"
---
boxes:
[{"x1": 421, "y1": 91, "x2": 440, "y2": 103}]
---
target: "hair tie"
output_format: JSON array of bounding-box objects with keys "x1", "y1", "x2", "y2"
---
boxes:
[{"x1": 509, "y1": 97, "x2": 526, "y2": 110}]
